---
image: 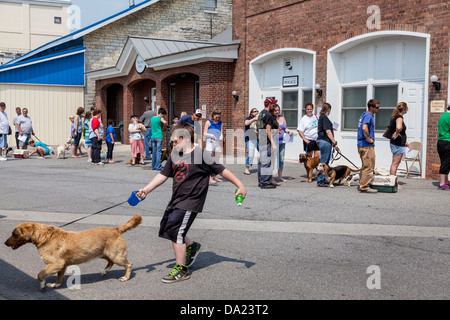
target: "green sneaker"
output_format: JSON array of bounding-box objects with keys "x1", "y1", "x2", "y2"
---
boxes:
[
  {"x1": 162, "y1": 264, "x2": 190, "y2": 284},
  {"x1": 185, "y1": 241, "x2": 202, "y2": 267}
]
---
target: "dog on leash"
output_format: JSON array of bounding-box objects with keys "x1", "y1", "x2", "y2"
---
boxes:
[
  {"x1": 299, "y1": 153, "x2": 320, "y2": 183},
  {"x1": 4, "y1": 214, "x2": 142, "y2": 290},
  {"x1": 316, "y1": 163, "x2": 360, "y2": 188}
]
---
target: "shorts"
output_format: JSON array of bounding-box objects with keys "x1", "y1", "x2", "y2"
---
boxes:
[
  {"x1": 205, "y1": 139, "x2": 223, "y2": 153},
  {"x1": 303, "y1": 140, "x2": 319, "y2": 153},
  {"x1": 73, "y1": 131, "x2": 82, "y2": 147},
  {"x1": 437, "y1": 140, "x2": 450, "y2": 175},
  {"x1": 18, "y1": 133, "x2": 31, "y2": 147},
  {"x1": 159, "y1": 208, "x2": 198, "y2": 244},
  {"x1": 0, "y1": 134, "x2": 6, "y2": 148},
  {"x1": 390, "y1": 144, "x2": 407, "y2": 157}
]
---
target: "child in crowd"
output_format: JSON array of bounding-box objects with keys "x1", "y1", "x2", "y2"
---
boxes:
[
  {"x1": 137, "y1": 122, "x2": 246, "y2": 283},
  {"x1": 106, "y1": 119, "x2": 116, "y2": 164},
  {"x1": 25, "y1": 139, "x2": 50, "y2": 159},
  {"x1": 69, "y1": 115, "x2": 75, "y2": 138}
]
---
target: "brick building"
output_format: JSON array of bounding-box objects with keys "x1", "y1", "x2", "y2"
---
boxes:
[
  {"x1": 230, "y1": 0, "x2": 449, "y2": 179},
  {"x1": 87, "y1": 32, "x2": 239, "y2": 144}
]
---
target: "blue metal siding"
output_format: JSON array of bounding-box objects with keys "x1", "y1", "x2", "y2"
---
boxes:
[{"x1": 0, "y1": 52, "x2": 84, "y2": 86}]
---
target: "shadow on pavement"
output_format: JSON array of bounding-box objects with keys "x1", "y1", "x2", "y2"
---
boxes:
[{"x1": 0, "y1": 259, "x2": 68, "y2": 300}]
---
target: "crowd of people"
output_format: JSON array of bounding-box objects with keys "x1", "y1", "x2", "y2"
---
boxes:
[
  {"x1": 1, "y1": 99, "x2": 450, "y2": 192},
  {"x1": 243, "y1": 97, "x2": 450, "y2": 192}
]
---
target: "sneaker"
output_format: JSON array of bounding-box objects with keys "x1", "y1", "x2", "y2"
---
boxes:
[
  {"x1": 185, "y1": 242, "x2": 202, "y2": 267},
  {"x1": 438, "y1": 184, "x2": 450, "y2": 191},
  {"x1": 0, "y1": 156, "x2": 7, "y2": 161},
  {"x1": 162, "y1": 264, "x2": 190, "y2": 284}
]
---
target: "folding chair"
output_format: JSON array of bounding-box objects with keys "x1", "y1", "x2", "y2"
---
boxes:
[{"x1": 400, "y1": 141, "x2": 422, "y2": 178}]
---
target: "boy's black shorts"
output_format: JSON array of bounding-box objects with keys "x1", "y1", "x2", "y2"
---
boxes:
[{"x1": 159, "y1": 208, "x2": 198, "y2": 244}]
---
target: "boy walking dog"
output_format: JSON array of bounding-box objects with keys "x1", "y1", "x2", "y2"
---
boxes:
[{"x1": 137, "y1": 123, "x2": 246, "y2": 283}]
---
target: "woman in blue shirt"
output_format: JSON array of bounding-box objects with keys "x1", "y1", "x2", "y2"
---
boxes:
[
  {"x1": 26, "y1": 139, "x2": 50, "y2": 159},
  {"x1": 203, "y1": 109, "x2": 224, "y2": 184}
]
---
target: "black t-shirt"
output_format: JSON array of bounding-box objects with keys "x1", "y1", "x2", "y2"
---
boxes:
[
  {"x1": 257, "y1": 109, "x2": 274, "y2": 144},
  {"x1": 317, "y1": 115, "x2": 334, "y2": 143},
  {"x1": 160, "y1": 147, "x2": 225, "y2": 213},
  {"x1": 390, "y1": 115, "x2": 407, "y2": 146}
]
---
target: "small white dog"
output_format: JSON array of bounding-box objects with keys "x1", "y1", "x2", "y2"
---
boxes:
[
  {"x1": 56, "y1": 143, "x2": 71, "y2": 159},
  {"x1": 67, "y1": 136, "x2": 87, "y2": 151}
]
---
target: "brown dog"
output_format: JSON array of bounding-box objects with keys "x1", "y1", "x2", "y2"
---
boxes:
[
  {"x1": 4, "y1": 214, "x2": 142, "y2": 290},
  {"x1": 127, "y1": 152, "x2": 141, "y2": 165},
  {"x1": 316, "y1": 163, "x2": 359, "y2": 187},
  {"x1": 161, "y1": 148, "x2": 172, "y2": 163},
  {"x1": 299, "y1": 153, "x2": 320, "y2": 182}
]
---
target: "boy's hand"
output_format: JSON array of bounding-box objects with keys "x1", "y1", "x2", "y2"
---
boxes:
[
  {"x1": 137, "y1": 189, "x2": 147, "y2": 199},
  {"x1": 235, "y1": 186, "x2": 247, "y2": 199}
]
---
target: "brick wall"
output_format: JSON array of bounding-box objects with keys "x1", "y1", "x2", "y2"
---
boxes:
[
  {"x1": 95, "y1": 60, "x2": 234, "y2": 148},
  {"x1": 232, "y1": 0, "x2": 449, "y2": 178},
  {"x1": 84, "y1": 0, "x2": 233, "y2": 107}
]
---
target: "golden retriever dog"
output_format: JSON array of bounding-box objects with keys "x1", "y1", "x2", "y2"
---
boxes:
[
  {"x1": 4, "y1": 214, "x2": 142, "y2": 290},
  {"x1": 299, "y1": 153, "x2": 320, "y2": 182},
  {"x1": 316, "y1": 163, "x2": 359, "y2": 188}
]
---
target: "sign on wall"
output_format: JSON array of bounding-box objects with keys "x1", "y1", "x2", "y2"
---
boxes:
[
  {"x1": 135, "y1": 55, "x2": 146, "y2": 74},
  {"x1": 282, "y1": 76, "x2": 298, "y2": 87}
]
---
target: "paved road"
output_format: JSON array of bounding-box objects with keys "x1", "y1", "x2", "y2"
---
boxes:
[{"x1": 0, "y1": 145, "x2": 449, "y2": 301}]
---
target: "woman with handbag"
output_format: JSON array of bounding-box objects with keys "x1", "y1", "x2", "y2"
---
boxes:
[{"x1": 389, "y1": 102, "x2": 409, "y2": 176}]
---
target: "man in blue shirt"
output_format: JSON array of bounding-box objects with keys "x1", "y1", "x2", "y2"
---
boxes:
[
  {"x1": 178, "y1": 109, "x2": 203, "y2": 146},
  {"x1": 357, "y1": 99, "x2": 380, "y2": 193}
]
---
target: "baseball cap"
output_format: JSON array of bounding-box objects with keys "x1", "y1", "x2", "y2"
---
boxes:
[
  {"x1": 195, "y1": 109, "x2": 202, "y2": 116},
  {"x1": 0, "y1": 102, "x2": 5, "y2": 107},
  {"x1": 264, "y1": 97, "x2": 277, "y2": 107}
]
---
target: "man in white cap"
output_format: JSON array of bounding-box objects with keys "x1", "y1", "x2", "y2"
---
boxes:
[{"x1": 178, "y1": 109, "x2": 203, "y2": 146}]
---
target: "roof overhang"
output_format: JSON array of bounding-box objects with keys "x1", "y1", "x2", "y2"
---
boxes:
[{"x1": 87, "y1": 37, "x2": 240, "y2": 81}]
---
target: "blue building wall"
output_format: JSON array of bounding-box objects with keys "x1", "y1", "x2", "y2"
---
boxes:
[{"x1": 0, "y1": 50, "x2": 85, "y2": 86}]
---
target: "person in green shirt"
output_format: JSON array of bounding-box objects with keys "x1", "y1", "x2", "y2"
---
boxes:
[
  {"x1": 151, "y1": 108, "x2": 167, "y2": 171},
  {"x1": 437, "y1": 104, "x2": 450, "y2": 190}
]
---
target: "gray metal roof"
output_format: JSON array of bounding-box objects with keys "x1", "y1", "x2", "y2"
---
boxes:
[{"x1": 128, "y1": 29, "x2": 238, "y2": 61}]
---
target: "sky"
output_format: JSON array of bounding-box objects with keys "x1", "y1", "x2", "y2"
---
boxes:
[{"x1": 71, "y1": 0, "x2": 147, "y2": 29}]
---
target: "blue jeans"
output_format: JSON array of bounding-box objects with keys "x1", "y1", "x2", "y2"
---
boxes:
[
  {"x1": 152, "y1": 138, "x2": 163, "y2": 170},
  {"x1": 316, "y1": 139, "x2": 332, "y2": 185},
  {"x1": 245, "y1": 140, "x2": 259, "y2": 167},
  {"x1": 144, "y1": 129, "x2": 152, "y2": 159}
]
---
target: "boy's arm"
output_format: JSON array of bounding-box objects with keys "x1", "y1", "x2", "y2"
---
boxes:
[
  {"x1": 219, "y1": 168, "x2": 247, "y2": 199},
  {"x1": 137, "y1": 173, "x2": 168, "y2": 199}
]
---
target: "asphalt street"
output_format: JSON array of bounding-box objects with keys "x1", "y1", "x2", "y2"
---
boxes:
[{"x1": 0, "y1": 145, "x2": 449, "y2": 301}]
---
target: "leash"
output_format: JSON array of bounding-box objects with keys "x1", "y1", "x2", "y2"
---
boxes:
[
  {"x1": 58, "y1": 200, "x2": 128, "y2": 228},
  {"x1": 331, "y1": 148, "x2": 360, "y2": 170},
  {"x1": 32, "y1": 134, "x2": 41, "y2": 142}
]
